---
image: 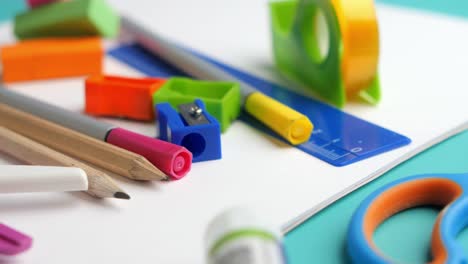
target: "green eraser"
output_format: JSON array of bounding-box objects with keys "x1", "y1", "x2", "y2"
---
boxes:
[
  {"x1": 153, "y1": 77, "x2": 241, "y2": 133},
  {"x1": 14, "y1": 0, "x2": 120, "y2": 39}
]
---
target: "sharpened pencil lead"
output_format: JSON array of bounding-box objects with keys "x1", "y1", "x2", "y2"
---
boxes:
[{"x1": 114, "y1": 192, "x2": 131, "y2": 200}]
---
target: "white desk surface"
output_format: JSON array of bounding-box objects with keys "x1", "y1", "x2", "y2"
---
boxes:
[{"x1": 1, "y1": 1, "x2": 467, "y2": 263}]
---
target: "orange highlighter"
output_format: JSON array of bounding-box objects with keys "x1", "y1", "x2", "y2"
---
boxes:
[
  {"x1": 0, "y1": 37, "x2": 103, "y2": 83},
  {"x1": 85, "y1": 75, "x2": 166, "y2": 121}
]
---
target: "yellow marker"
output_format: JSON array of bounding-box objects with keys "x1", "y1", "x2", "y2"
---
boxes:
[
  {"x1": 121, "y1": 16, "x2": 314, "y2": 146},
  {"x1": 245, "y1": 92, "x2": 313, "y2": 145}
]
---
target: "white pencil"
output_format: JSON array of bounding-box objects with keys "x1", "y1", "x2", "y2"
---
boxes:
[{"x1": 0, "y1": 165, "x2": 88, "y2": 193}]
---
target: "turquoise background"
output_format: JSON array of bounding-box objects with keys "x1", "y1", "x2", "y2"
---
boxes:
[
  {"x1": 0, "y1": 0, "x2": 27, "y2": 22},
  {"x1": 378, "y1": 0, "x2": 468, "y2": 18},
  {"x1": 1, "y1": 0, "x2": 467, "y2": 22},
  {"x1": 2, "y1": 0, "x2": 468, "y2": 23},
  {"x1": 284, "y1": 130, "x2": 468, "y2": 263},
  {"x1": 1, "y1": 1, "x2": 467, "y2": 23}
]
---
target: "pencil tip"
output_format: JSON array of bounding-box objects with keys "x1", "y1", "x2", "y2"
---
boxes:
[
  {"x1": 114, "y1": 192, "x2": 131, "y2": 200},
  {"x1": 131, "y1": 157, "x2": 169, "y2": 181},
  {"x1": 162, "y1": 176, "x2": 170, "y2": 181}
]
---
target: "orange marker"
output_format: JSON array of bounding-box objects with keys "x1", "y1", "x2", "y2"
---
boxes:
[
  {"x1": 0, "y1": 38, "x2": 103, "y2": 83},
  {"x1": 85, "y1": 75, "x2": 166, "y2": 121}
]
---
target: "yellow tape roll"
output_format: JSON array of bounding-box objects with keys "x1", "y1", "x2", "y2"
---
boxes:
[
  {"x1": 331, "y1": 0, "x2": 380, "y2": 94},
  {"x1": 270, "y1": 0, "x2": 381, "y2": 106}
]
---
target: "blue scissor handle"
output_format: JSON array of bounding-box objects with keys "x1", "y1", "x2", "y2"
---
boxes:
[{"x1": 347, "y1": 173, "x2": 468, "y2": 264}]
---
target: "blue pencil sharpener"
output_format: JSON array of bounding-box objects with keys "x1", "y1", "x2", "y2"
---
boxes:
[{"x1": 156, "y1": 99, "x2": 222, "y2": 162}]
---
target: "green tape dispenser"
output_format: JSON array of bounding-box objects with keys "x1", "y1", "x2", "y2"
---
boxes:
[{"x1": 270, "y1": 0, "x2": 380, "y2": 107}]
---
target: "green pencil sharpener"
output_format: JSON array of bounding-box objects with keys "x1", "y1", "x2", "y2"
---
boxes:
[
  {"x1": 153, "y1": 77, "x2": 241, "y2": 133},
  {"x1": 269, "y1": 0, "x2": 381, "y2": 107}
]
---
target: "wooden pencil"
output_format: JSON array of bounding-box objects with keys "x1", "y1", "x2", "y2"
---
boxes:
[
  {"x1": 0, "y1": 126, "x2": 130, "y2": 199},
  {"x1": 0, "y1": 103, "x2": 168, "y2": 181}
]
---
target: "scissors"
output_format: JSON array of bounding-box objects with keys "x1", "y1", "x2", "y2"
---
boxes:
[{"x1": 347, "y1": 173, "x2": 468, "y2": 264}]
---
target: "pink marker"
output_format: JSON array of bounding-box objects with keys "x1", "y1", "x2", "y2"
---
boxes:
[
  {"x1": 0, "y1": 223, "x2": 33, "y2": 256},
  {"x1": 0, "y1": 87, "x2": 192, "y2": 180},
  {"x1": 107, "y1": 128, "x2": 192, "y2": 180},
  {"x1": 27, "y1": 0, "x2": 59, "y2": 8}
]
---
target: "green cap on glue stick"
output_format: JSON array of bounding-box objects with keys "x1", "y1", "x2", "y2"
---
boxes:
[{"x1": 205, "y1": 207, "x2": 287, "y2": 264}]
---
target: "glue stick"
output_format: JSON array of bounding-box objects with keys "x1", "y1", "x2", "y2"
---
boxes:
[{"x1": 205, "y1": 207, "x2": 287, "y2": 264}]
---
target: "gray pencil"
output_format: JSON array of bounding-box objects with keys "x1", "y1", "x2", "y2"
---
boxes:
[
  {"x1": 0, "y1": 87, "x2": 192, "y2": 179},
  {"x1": 120, "y1": 16, "x2": 313, "y2": 145},
  {"x1": 0, "y1": 87, "x2": 112, "y2": 140}
]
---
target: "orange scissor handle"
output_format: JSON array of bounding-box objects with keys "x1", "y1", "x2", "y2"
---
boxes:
[{"x1": 348, "y1": 173, "x2": 468, "y2": 264}]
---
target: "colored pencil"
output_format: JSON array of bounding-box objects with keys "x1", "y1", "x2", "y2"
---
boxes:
[
  {"x1": 0, "y1": 103, "x2": 168, "y2": 181},
  {"x1": 0, "y1": 127, "x2": 130, "y2": 199},
  {"x1": 0, "y1": 87, "x2": 192, "y2": 180},
  {"x1": 0, "y1": 165, "x2": 88, "y2": 193},
  {"x1": 120, "y1": 15, "x2": 313, "y2": 145}
]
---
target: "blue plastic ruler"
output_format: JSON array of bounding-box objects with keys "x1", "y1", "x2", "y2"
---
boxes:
[{"x1": 109, "y1": 44, "x2": 411, "y2": 166}]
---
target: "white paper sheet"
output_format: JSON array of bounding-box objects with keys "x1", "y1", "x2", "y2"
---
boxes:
[{"x1": 0, "y1": 1, "x2": 467, "y2": 263}]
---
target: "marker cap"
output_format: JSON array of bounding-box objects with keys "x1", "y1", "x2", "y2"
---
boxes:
[
  {"x1": 0, "y1": 224, "x2": 33, "y2": 255},
  {"x1": 245, "y1": 92, "x2": 313, "y2": 145},
  {"x1": 106, "y1": 128, "x2": 192, "y2": 179}
]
